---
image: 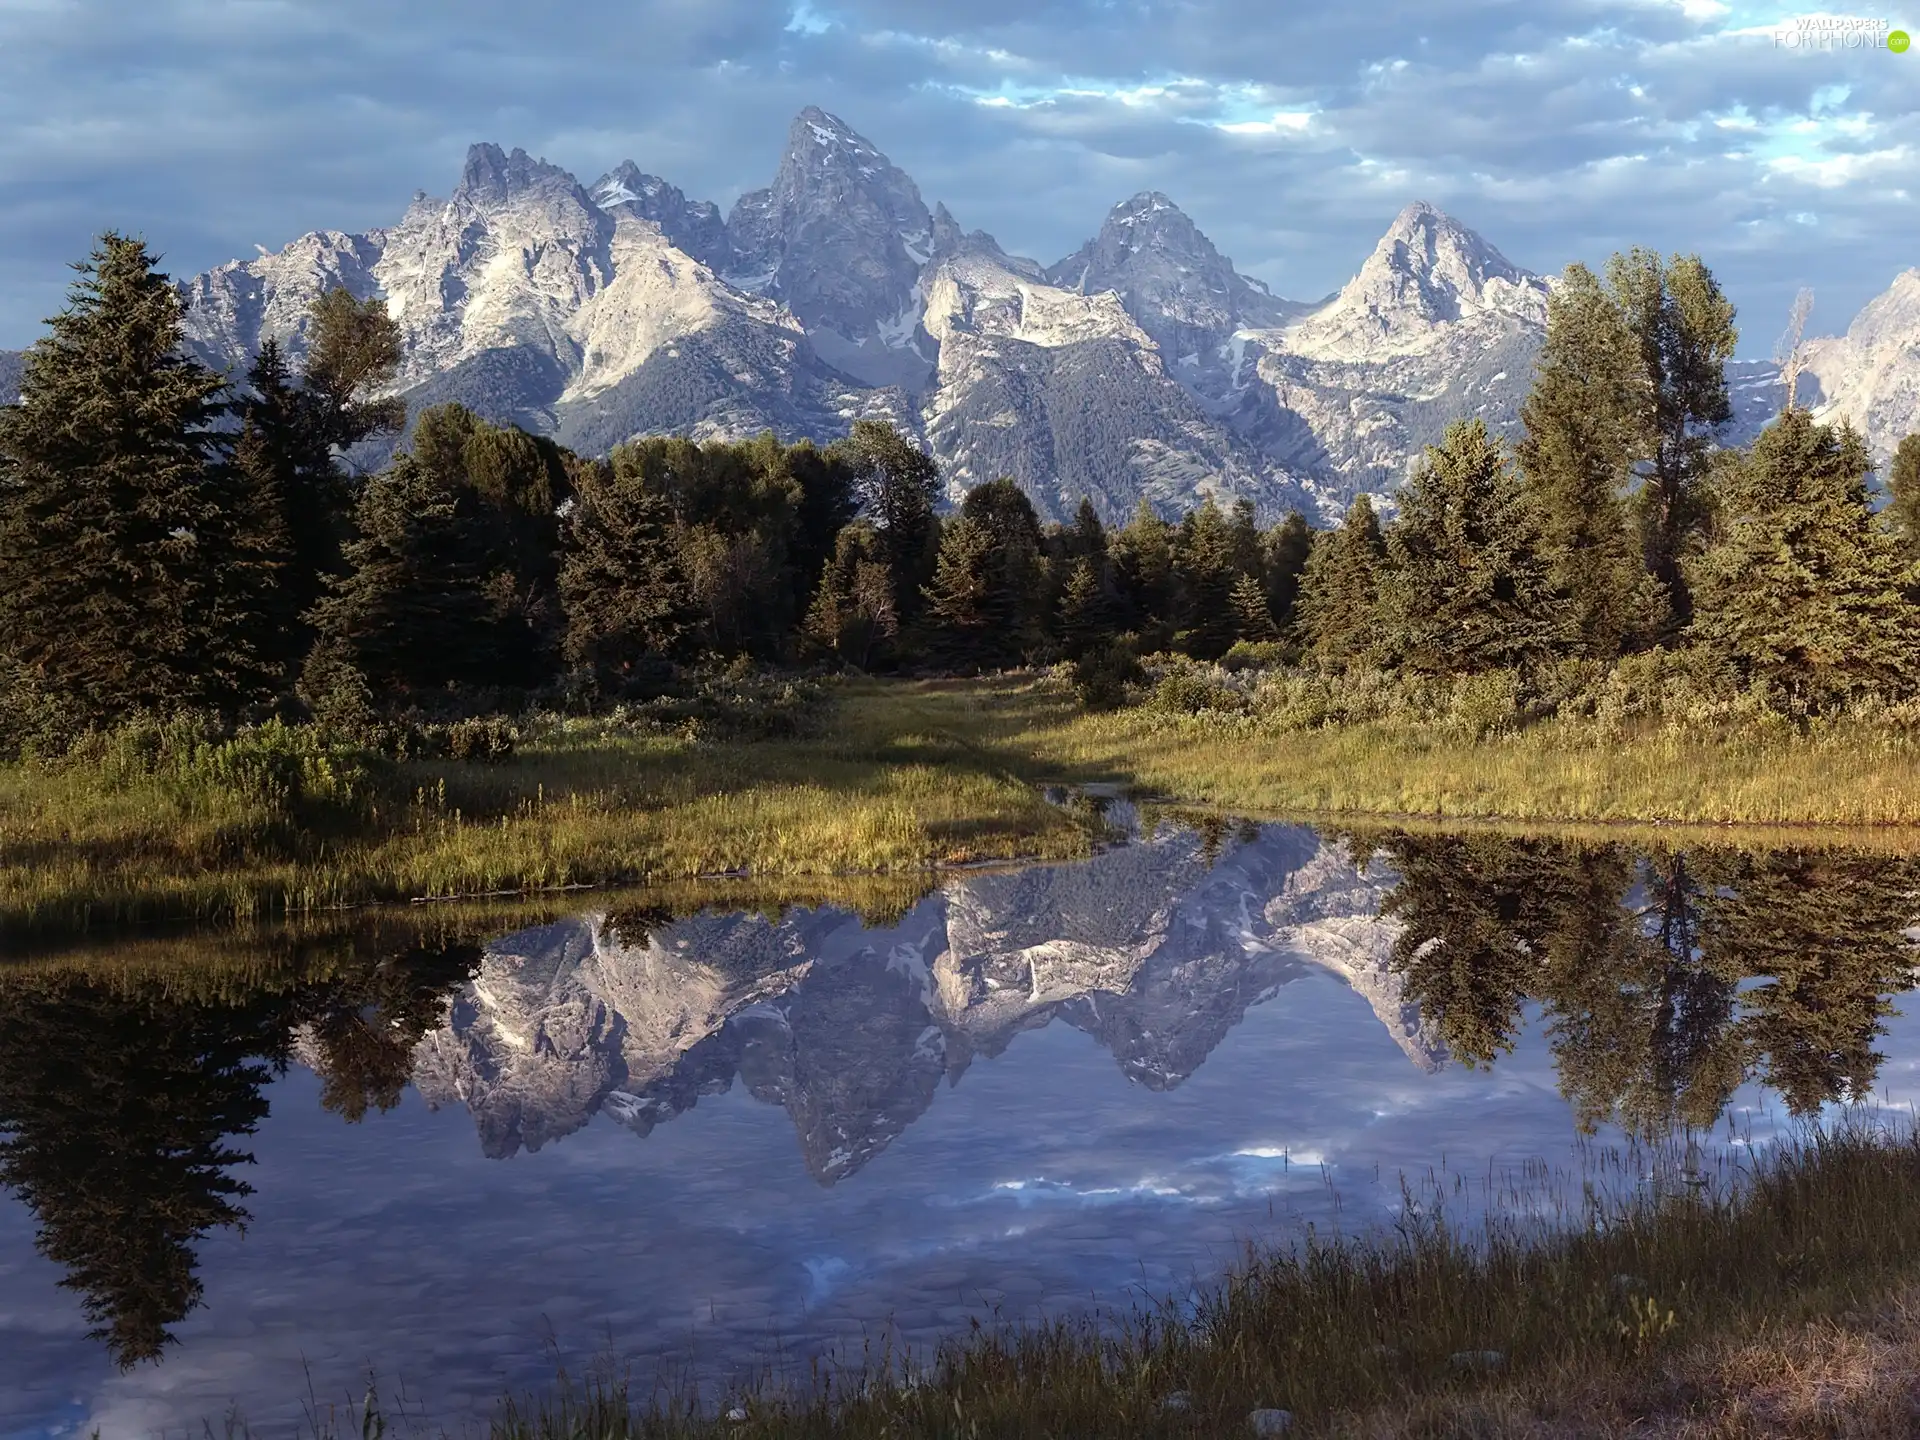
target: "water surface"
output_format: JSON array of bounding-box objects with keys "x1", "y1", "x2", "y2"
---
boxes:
[{"x1": 4, "y1": 816, "x2": 1918, "y2": 1437}]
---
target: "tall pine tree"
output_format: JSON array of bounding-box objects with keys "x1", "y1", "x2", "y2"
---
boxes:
[
  {"x1": 0, "y1": 235, "x2": 272, "y2": 724},
  {"x1": 560, "y1": 455, "x2": 690, "y2": 687},
  {"x1": 1516, "y1": 264, "x2": 1661, "y2": 657},
  {"x1": 1295, "y1": 494, "x2": 1386, "y2": 667},
  {"x1": 1690, "y1": 409, "x2": 1920, "y2": 708},
  {"x1": 1376, "y1": 418, "x2": 1570, "y2": 673},
  {"x1": 1884, "y1": 432, "x2": 1920, "y2": 559}
]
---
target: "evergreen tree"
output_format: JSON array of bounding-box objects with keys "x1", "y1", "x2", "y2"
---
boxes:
[
  {"x1": 1516, "y1": 264, "x2": 1661, "y2": 657},
  {"x1": 1230, "y1": 571, "x2": 1279, "y2": 642},
  {"x1": 1172, "y1": 498, "x2": 1241, "y2": 659},
  {"x1": 234, "y1": 292, "x2": 406, "y2": 686},
  {"x1": 1056, "y1": 555, "x2": 1118, "y2": 659},
  {"x1": 1690, "y1": 409, "x2": 1920, "y2": 708},
  {"x1": 841, "y1": 420, "x2": 940, "y2": 625},
  {"x1": 1110, "y1": 499, "x2": 1176, "y2": 648},
  {"x1": 1262, "y1": 512, "x2": 1313, "y2": 635},
  {"x1": 921, "y1": 514, "x2": 996, "y2": 667},
  {"x1": 307, "y1": 405, "x2": 571, "y2": 701},
  {"x1": 560, "y1": 456, "x2": 690, "y2": 686},
  {"x1": 1376, "y1": 418, "x2": 1570, "y2": 673},
  {"x1": 1294, "y1": 494, "x2": 1386, "y2": 666},
  {"x1": 802, "y1": 522, "x2": 898, "y2": 668},
  {"x1": 296, "y1": 941, "x2": 479, "y2": 1124},
  {"x1": 0, "y1": 234, "x2": 269, "y2": 724},
  {"x1": 1885, "y1": 433, "x2": 1920, "y2": 559},
  {"x1": 959, "y1": 478, "x2": 1048, "y2": 663},
  {"x1": 1608, "y1": 250, "x2": 1739, "y2": 632},
  {"x1": 1068, "y1": 496, "x2": 1109, "y2": 562}
]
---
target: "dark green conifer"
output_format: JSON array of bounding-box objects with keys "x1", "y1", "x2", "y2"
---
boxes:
[
  {"x1": 1885, "y1": 433, "x2": 1920, "y2": 559},
  {"x1": 1609, "y1": 250, "x2": 1738, "y2": 632},
  {"x1": 1262, "y1": 512, "x2": 1313, "y2": 634},
  {"x1": 1376, "y1": 418, "x2": 1570, "y2": 673},
  {"x1": 0, "y1": 235, "x2": 259, "y2": 723},
  {"x1": 1294, "y1": 494, "x2": 1386, "y2": 667},
  {"x1": 1230, "y1": 571, "x2": 1279, "y2": 642},
  {"x1": 840, "y1": 420, "x2": 941, "y2": 624},
  {"x1": 1516, "y1": 264, "x2": 1661, "y2": 657},
  {"x1": 1110, "y1": 499, "x2": 1176, "y2": 648},
  {"x1": 1690, "y1": 409, "x2": 1920, "y2": 708},
  {"x1": 1172, "y1": 498, "x2": 1240, "y2": 659},
  {"x1": 802, "y1": 522, "x2": 898, "y2": 668},
  {"x1": 921, "y1": 514, "x2": 995, "y2": 667},
  {"x1": 560, "y1": 456, "x2": 690, "y2": 686}
]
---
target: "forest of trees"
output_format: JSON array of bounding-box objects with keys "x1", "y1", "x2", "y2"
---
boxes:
[{"x1": 5, "y1": 235, "x2": 1920, "y2": 748}]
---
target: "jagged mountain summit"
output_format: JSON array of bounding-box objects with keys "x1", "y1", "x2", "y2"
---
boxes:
[
  {"x1": 16, "y1": 105, "x2": 1906, "y2": 519},
  {"x1": 1803, "y1": 267, "x2": 1920, "y2": 464},
  {"x1": 404, "y1": 824, "x2": 1442, "y2": 1183}
]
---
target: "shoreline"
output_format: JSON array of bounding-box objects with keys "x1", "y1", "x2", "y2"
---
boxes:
[{"x1": 12, "y1": 675, "x2": 1920, "y2": 946}]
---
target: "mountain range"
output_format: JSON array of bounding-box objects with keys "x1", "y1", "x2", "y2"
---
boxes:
[
  {"x1": 2, "y1": 106, "x2": 1915, "y2": 523},
  {"x1": 390, "y1": 818, "x2": 1441, "y2": 1183}
]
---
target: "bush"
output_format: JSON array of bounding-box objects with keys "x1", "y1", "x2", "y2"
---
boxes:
[
  {"x1": 434, "y1": 716, "x2": 519, "y2": 763},
  {"x1": 1069, "y1": 642, "x2": 1144, "y2": 711}
]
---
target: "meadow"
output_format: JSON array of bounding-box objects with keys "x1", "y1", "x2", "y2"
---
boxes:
[{"x1": 14, "y1": 670, "x2": 1920, "y2": 944}]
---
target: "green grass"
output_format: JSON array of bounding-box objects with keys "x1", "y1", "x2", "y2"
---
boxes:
[
  {"x1": 280, "y1": 1124, "x2": 1920, "y2": 1439},
  {"x1": 0, "y1": 680, "x2": 1094, "y2": 943},
  {"x1": 14, "y1": 673, "x2": 1920, "y2": 944}
]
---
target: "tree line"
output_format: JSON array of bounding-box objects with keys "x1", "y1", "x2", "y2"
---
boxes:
[{"x1": 4, "y1": 236, "x2": 1920, "y2": 742}]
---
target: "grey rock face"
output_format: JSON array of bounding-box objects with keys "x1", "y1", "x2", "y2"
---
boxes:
[
  {"x1": 724, "y1": 106, "x2": 934, "y2": 389},
  {"x1": 1048, "y1": 191, "x2": 1303, "y2": 360},
  {"x1": 589, "y1": 161, "x2": 727, "y2": 268},
  {"x1": 1802, "y1": 267, "x2": 1920, "y2": 464},
  {"x1": 404, "y1": 824, "x2": 1439, "y2": 1182}
]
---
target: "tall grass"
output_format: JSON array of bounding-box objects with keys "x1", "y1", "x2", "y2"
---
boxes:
[
  {"x1": 271, "y1": 1123, "x2": 1920, "y2": 1439},
  {"x1": 14, "y1": 671, "x2": 1920, "y2": 945},
  {"x1": 0, "y1": 682, "x2": 1095, "y2": 943}
]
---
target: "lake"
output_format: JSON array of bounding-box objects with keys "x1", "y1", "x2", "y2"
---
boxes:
[{"x1": 4, "y1": 810, "x2": 1918, "y2": 1437}]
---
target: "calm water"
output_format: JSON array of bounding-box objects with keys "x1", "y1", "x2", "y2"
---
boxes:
[{"x1": 5, "y1": 814, "x2": 1920, "y2": 1437}]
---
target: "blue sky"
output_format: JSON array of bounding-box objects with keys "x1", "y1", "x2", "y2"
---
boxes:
[{"x1": 0, "y1": 0, "x2": 1913, "y2": 354}]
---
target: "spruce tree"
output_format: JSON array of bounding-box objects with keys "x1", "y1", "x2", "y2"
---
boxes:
[
  {"x1": 1885, "y1": 433, "x2": 1920, "y2": 559},
  {"x1": 1262, "y1": 512, "x2": 1313, "y2": 634},
  {"x1": 1376, "y1": 418, "x2": 1571, "y2": 673},
  {"x1": 921, "y1": 515, "x2": 995, "y2": 667},
  {"x1": 1690, "y1": 409, "x2": 1920, "y2": 708},
  {"x1": 1516, "y1": 264, "x2": 1661, "y2": 657},
  {"x1": 306, "y1": 405, "x2": 570, "y2": 701},
  {"x1": 1609, "y1": 250, "x2": 1738, "y2": 631},
  {"x1": 840, "y1": 420, "x2": 940, "y2": 624},
  {"x1": 1172, "y1": 498, "x2": 1240, "y2": 660},
  {"x1": 959, "y1": 478, "x2": 1047, "y2": 663},
  {"x1": 1110, "y1": 499, "x2": 1176, "y2": 648},
  {"x1": 0, "y1": 234, "x2": 255, "y2": 723},
  {"x1": 560, "y1": 456, "x2": 690, "y2": 686},
  {"x1": 1056, "y1": 555, "x2": 1116, "y2": 660},
  {"x1": 1294, "y1": 494, "x2": 1386, "y2": 667},
  {"x1": 801, "y1": 522, "x2": 897, "y2": 668},
  {"x1": 1230, "y1": 572, "x2": 1279, "y2": 642}
]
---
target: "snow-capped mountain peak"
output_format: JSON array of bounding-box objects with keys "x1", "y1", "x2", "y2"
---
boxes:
[{"x1": 1281, "y1": 201, "x2": 1548, "y2": 360}]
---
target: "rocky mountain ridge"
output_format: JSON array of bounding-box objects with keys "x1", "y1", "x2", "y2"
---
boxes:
[
  {"x1": 402, "y1": 823, "x2": 1444, "y2": 1182},
  {"x1": 4, "y1": 108, "x2": 1913, "y2": 517}
]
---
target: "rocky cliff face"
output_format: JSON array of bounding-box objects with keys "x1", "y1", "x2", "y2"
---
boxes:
[
  {"x1": 405, "y1": 823, "x2": 1440, "y2": 1183},
  {"x1": 159, "y1": 107, "x2": 1897, "y2": 526},
  {"x1": 1804, "y1": 268, "x2": 1920, "y2": 464}
]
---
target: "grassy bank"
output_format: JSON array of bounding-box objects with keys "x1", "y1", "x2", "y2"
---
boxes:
[
  {"x1": 14, "y1": 673, "x2": 1920, "y2": 943},
  {"x1": 286, "y1": 1124, "x2": 1920, "y2": 1439},
  {"x1": 0, "y1": 681, "x2": 1094, "y2": 943},
  {"x1": 1009, "y1": 674, "x2": 1920, "y2": 829}
]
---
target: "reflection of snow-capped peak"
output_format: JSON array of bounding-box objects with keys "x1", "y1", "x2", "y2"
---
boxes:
[{"x1": 404, "y1": 825, "x2": 1431, "y2": 1179}]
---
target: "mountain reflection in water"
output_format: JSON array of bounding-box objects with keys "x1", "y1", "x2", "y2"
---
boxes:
[{"x1": 1, "y1": 817, "x2": 1916, "y2": 1416}]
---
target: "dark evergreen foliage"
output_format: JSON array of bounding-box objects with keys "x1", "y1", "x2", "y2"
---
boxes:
[{"x1": 1295, "y1": 495, "x2": 1386, "y2": 666}]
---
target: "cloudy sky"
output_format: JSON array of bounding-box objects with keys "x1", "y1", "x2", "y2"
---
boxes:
[{"x1": 0, "y1": 0, "x2": 1913, "y2": 353}]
